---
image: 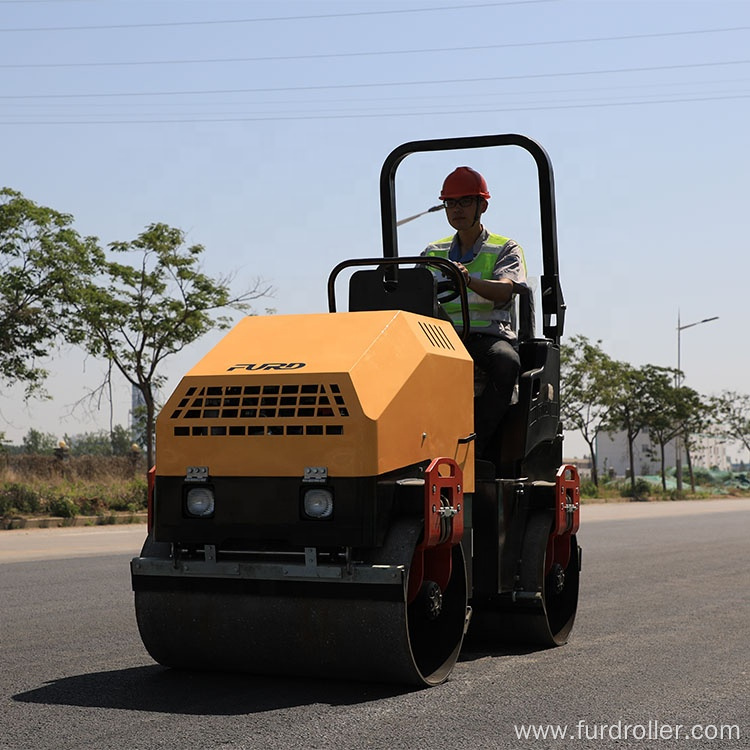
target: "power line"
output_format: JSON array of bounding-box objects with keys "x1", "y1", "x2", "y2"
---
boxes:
[
  {"x1": 2, "y1": 90, "x2": 748, "y2": 125},
  {"x1": 3, "y1": 25, "x2": 749, "y2": 69},
  {"x1": 4, "y1": 58, "x2": 750, "y2": 100},
  {"x1": 0, "y1": 1, "x2": 552, "y2": 32},
  {"x1": 6, "y1": 84, "x2": 750, "y2": 120},
  {"x1": 7, "y1": 76, "x2": 747, "y2": 111}
]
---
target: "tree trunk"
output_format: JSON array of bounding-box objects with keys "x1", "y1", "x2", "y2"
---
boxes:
[
  {"x1": 627, "y1": 431, "x2": 637, "y2": 496},
  {"x1": 586, "y1": 438, "x2": 599, "y2": 486},
  {"x1": 685, "y1": 437, "x2": 696, "y2": 493},
  {"x1": 143, "y1": 385, "x2": 155, "y2": 469},
  {"x1": 660, "y1": 442, "x2": 667, "y2": 491}
]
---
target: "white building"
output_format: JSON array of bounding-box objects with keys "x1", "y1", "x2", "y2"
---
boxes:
[{"x1": 597, "y1": 431, "x2": 729, "y2": 477}]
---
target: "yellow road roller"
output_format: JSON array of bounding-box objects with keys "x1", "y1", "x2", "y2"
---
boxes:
[{"x1": 131, "y1": 134, "x2": 581, "y2": 687}]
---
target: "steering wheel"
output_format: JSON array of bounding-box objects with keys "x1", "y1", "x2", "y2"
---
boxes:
[{"x1": 436, "y1": 277, "x2": 465, "y2": 304}]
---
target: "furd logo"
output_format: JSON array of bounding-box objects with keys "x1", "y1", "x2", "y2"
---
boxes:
[{"x1": 227, "y1": 362, "x2": 306, "y2": 371}]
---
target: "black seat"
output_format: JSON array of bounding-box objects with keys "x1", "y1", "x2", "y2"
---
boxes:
[
  {"x1": 516, "y1": 285, "x2": 536, "y2": 343},
  {"x1": 348, "y1": 267, "x2": 438, "y2": 317}
]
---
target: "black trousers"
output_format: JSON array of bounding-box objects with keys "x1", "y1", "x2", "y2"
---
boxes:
[{"x1": 464, "y1": 334, "x2": 520, "y2": 458}]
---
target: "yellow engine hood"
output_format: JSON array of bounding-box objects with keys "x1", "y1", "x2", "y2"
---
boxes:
[{"x1": 156, "y1": 310, "x2": 474, "y2": 487}]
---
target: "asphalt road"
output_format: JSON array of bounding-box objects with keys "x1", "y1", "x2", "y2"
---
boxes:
[{"x1": 1, "y1": 500, "x2": 748, "y2": 750}]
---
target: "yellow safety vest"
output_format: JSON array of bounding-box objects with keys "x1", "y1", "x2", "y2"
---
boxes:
[{"x1": 424, "y1": 233, "x2": 523, "y2": 332}]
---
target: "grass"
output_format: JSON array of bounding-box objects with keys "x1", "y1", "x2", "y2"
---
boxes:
[
  {"x1": 1, "y1": 454, "x2": 746, "y2": 519},
  {"x1": 580, "y1": 475, "x2": 750, "y2": 503},
  {"x1": 0, "y1": 454, "x2": 147, "y2": 520}
]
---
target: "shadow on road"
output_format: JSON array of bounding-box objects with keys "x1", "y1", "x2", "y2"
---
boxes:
[{"x1": 13, "y1": 665, "x2": 412, "y2": 715}]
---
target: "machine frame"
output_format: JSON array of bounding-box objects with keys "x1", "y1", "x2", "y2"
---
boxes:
[{"x1": 130, "y1": 133, "x2": 581, "y2": 687}]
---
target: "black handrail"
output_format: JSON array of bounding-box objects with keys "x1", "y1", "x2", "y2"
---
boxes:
[
  {"x1": 378, "y1": 134, "x2": 565, "y2": 344},
  {"x1": 326, "y1": 255, "x2": 471, "y2": 341}
]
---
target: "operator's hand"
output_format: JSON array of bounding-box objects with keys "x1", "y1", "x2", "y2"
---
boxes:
[
  {"x1": 452, "y1": 262, "x2": 515, "y2": 304},
  {"x1": 453, "y1": 261, "x2": 471, "y2": 285}
]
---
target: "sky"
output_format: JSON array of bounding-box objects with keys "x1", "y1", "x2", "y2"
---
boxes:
[{"x1": 1, "y1": 0, "x2": 748, "y2": 462}]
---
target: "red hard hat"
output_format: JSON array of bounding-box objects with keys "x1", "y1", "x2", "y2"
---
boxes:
[{"x1": 439, "y1": 166, "x2": 491, "y2": 200}]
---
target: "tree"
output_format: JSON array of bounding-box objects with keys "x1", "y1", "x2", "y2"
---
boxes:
[
  {"x1": 22, "y1": 428, "x2": 57, "y2": 455},
  {"x1": 560, "y1": 335, "x2": 618, "y2": 486},
  {"x1": 130, "y1": 403, "x2": 151, "y2": 455},
  {"x1": 677, "y1": 388, "x2": 711, "y2": 493},
  {"x1": 603, "y1": 363, "x2": 655, "y2": 497},
  {"x1": 63, "y1": 425, "x2": 135, "y2": 456},
  {"x1": 605, "y1": 363, "x2": 696, "y2": 496},
  {"x1": 0, "y1": 188, "x2": 98, "y2": 396},
  {"x1": 639, "y1": 367, "x2": 702, "y2": 493},
  {"x1": 710, "y1": 391, "x2": 750, "y2": 457},
  {"x1": 110, "y1": 424, "x2": 136, "y2": 456},
  {"x1": 67, "y1": 223, "x2": 273, "y2": 467}
]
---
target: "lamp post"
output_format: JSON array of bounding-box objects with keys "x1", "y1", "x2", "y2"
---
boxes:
[{"x1": 675, "y1": 312, "x2": 719, "y2": 493}]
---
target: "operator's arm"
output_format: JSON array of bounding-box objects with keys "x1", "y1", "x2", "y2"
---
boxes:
[
  {"x1": 455, "y1": 236, "x2": 528, "y2": 304},
  {"x1": 455, "y1": 268, "x2": 516, "y2": 303}
]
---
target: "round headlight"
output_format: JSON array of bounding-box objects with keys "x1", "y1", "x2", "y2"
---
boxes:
[
  {"x1": 186, "y1": 487, "x2": 215, "y2": 517},
  {"x1": 303, "y1": 488, "x2": 334, "y2": 519}
]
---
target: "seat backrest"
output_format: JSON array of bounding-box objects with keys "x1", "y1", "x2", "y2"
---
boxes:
[
  {"x1": 495, "y1": 337, "x2": 561, "y2": 478},
  {"x1": 514, "y1": 283, "x2": 536, "y2": 342},
  {"x1": 348, "y1": 267, "x2": 438, "y2": 317}
]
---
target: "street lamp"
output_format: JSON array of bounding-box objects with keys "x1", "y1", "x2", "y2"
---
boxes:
[{"x1": 675, "y1": 312, "x2": 719, "y2": 492}]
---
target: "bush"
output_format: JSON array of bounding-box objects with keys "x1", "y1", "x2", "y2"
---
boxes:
[
  {"x1": 3, "y1": 454, "x2": 147, "y2": 481},
  {"x1": 618, "y1": 477, "x2": 656, "y2": 499},
  {"x1": 99, "y1": 478, "x2": 147, "y2": 512},
  {"x1": 579, "y1": 479, "x2": 600, "y2": 498},
  {"x1": 48, "y1": 496, "x2": 79, "y2": 518},
  {"x1": 0, "y1": 482, "x2": 43, "y2": 515},
  {"x1": 0, "y1": 457, "x2": 148, "y2": 518},
  {"x1": 691, "y1": 467, "x2": 714, "y2": 486}
]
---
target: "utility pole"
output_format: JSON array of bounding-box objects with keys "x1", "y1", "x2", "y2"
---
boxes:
[{"x1": 675, "y1": 312, "x2": 719, "y2": 493}]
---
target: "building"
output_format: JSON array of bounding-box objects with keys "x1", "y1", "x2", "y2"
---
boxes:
[
  {"x1": 597, "y1": 431, "x2": 729, "y2": 477},
  {"x1": 562, "y1": 455, "x2": 592, "y2": 478}
]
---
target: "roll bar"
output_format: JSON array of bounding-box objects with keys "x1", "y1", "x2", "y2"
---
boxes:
[{"x1": 378, "y1": 134, "x2": 566, "y2": 343}]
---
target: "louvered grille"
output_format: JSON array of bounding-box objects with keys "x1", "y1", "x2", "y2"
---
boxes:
[
  {"x1": 418, "y1": 320, "x2": 455, "y2": 350},
  {"x1": 169, "y1": 382, "x2": 349, "y2": 437}
]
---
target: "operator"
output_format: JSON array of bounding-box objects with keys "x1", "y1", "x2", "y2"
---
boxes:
[{"x1": 422, "y1": 166, "x2": 528, "y2": 459}]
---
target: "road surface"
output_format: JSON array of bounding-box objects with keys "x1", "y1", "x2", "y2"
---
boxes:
[{"x1": 1, "y1": 499, "x2": 747, "y2": 749}]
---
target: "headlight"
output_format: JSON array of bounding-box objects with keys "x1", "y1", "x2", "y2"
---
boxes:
[
  {"x1": 185, "y1": 487, "x2": 215, "y2": 518},
  {"x1": 303, "y1": 488, "x2": 334, "y2": 519}
]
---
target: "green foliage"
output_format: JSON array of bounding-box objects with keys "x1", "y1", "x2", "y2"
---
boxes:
[
  {"x1": 560, "y1": 337, "x2": 750, "y2": 491},
  {"x1": 107, "y1": 478, "x2": 148, "y2": 511},
  {"x1": 22, "y1": 428, "x2": 57, "y2": 455},
  {"x1": 130, "y1": 404, "x2": 152, "y2": 456},
  {"x1": 688, "y1": 467, "x2": 735, "y2": 486},
  {"x1": 2, "y1": 194, "x2": 274, "y2": 470},
  {"x1": 599, "y1": 361, "x2": 646, "y2": 492},
  {"x1": 637, "y1": 367, "x2": 705, "y2": 491},
  {"x1": 65, "y1": 222, "x2": 272, "y2": 466},
  {"x1": 617, "y1": 477, "x2": 656, "y2": 499},
  {"x1": 560, "y1": 335, "x2": 619, "y2": 486},
  {"x1": 579, "y1": 478, "x2": 600, "y2": 498},
  {"x1": 710, "y1": 391, "x2": 750, "y2": 455},
  {"x1": 48, "y1": 496, "x2": 79, "y2": 518},
  {"x1": 63, "y1": 425, "x2": 136, "y2": 456},
  {"x1": 0, "y1": 482, "x2": 44, "y2": 514},
  {"x1": 0, "y1": 475, "x2": 147, "y2": 518},
  {"x1": 0, "y1": 188, "x2": 100, "y2": 396},
  {"x1": 110, "y1": 424, "x2": 137, "y2": 455},
  {"x1": 0, "y1": 454, "x2": 147, "y2": 520},
  {"x1": 63, "y1": 430, "x2": 111, "y2": 456}
]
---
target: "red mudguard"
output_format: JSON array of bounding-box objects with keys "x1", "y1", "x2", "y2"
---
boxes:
[{"x1": 407, "y1": 458, "x2": 465, "y2": 603}]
